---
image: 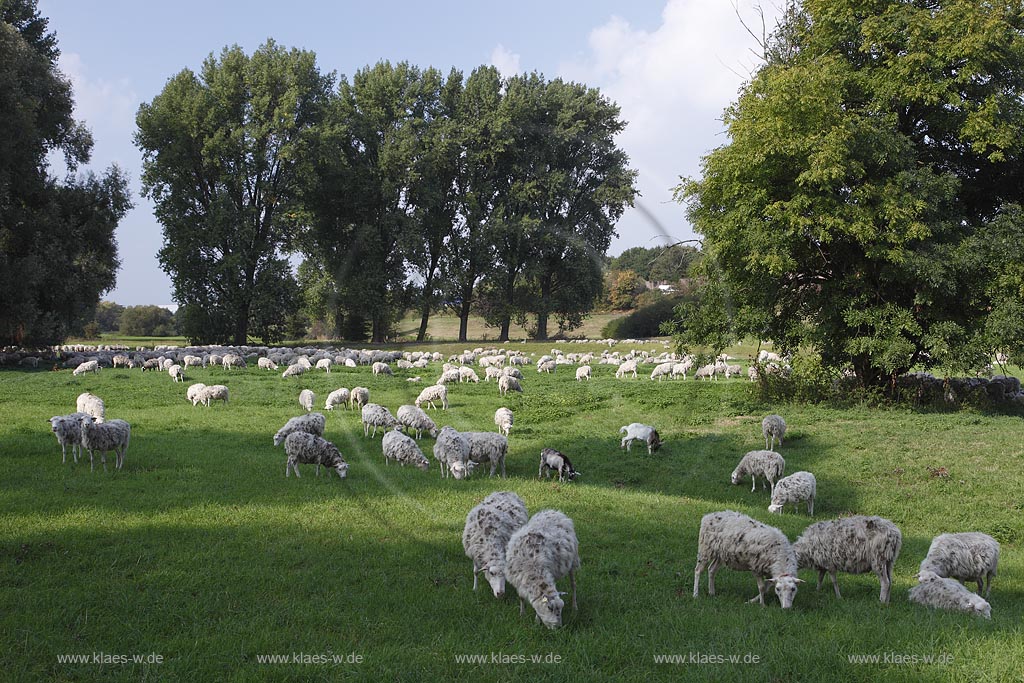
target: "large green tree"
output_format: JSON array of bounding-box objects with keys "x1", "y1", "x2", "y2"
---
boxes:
[
  {"x1": 135, "y1": 40, "x2": 331, "y2": 345},
  {"x1": 675, "y1": 0, "x2": 1024, "y2": 386}
]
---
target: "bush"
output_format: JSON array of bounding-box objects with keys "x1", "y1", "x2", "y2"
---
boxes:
[{"x1": 601, "y1": 295, "x2": 686, "y2": 338}]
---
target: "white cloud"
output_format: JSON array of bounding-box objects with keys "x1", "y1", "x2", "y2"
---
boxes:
[{"x1": 490, "y1": 43, "x2": 522, "y2": 78}]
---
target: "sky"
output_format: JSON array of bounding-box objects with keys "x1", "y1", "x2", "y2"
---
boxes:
[{"x1": 37, "y1": 0, "x2": 782, "y2": 306}]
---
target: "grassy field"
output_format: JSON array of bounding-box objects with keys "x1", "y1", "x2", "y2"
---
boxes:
[{"x1": 2, "y1": 346, "x2": 1021, "y2": 682}]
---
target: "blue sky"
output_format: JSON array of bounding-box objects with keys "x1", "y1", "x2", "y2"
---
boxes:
[{"x1": 38, "y1": 0, "x2": 780, "y2": 306}]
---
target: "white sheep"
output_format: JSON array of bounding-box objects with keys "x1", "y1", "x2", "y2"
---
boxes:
[
  {"x1": 284, "y1": 431, "x2": 348, "y2": 479},
  {"x1": 615, "y1": 360, "x2": 638, "y2": 379},
  {"x1": 112, "y1": 354, "x2": 131, "y2": 368},
  {"x1": 79, "y1": 415, "x2": 131, "y2": 472},
  {"x1": 463, "y1": 491, "x2": 529, "y2": 598},
  {"x1": 793, "y1": 516, "x2": 903, "y2": 603},
  {"x1": 273, "y1": 413, "x2": 326, "y2": 447},
  {"x1": 768, "y1": 471, "x2": 816, "y2": 515},
  {"x1": 505, "y1": 509, "x2": 580, "y2": 629},
  {"x1": 724, "y1": 363, "x2": 742, "y2": 378},
  {"x1": 186, "y1": 383, "x2": 207, "y2": 406},
  {"x1": 575, "y1": 366, "x2": 591, "y2": 381},
  {"x1": 415, "y1": 384, "x2": 448, "y2": 410},
  {"x1": 537, "y1": 359, "x2": 556, "y2": 374},
  {"x1": 762, "y1": 414, "x2": 787, "y2": 450},
  {"x1": 72, "y1": 360, "x2": 100, "y2": 376},
  {"x1": 909, "y1": 570, "x2": 991, "y2": 619},
  {"x1": 650, "y1": 362, "x2": 674, "y2": 381},
  {"x1": 257, "y1": 357, "x2": 278, "y2": 370},
  {"x1": 372, "y1": 361, "x2": 393, "y2": 377},
  {"x1": 619, "y1": 423, "x2": 662, "y2": 454},
  {"x1": 49, "y1": 412, "x2": 90, "y2": 463},
  {"x1": 494, "y1": 407, "x2": 513, "y2": 437},
  {"x1": 436, "y1": 368, "x2": 461, "y2": 384},
  {"x1": 693, "y1": 510, "x2": 802, "y2": 608},
  {"x1": 730, "y1": 450, "x2": 786, "y2": 494},
  {"x1": 324, "y1": 388, "x2": 350, "y2": 411},
  {"x1": 694, "y1": 363, "x2": 717, "y2": 381},
  {"x1": 196, "y1": 384, "x2": 229, "y2": 407},
  {"x1": 316, "y1": 358, "x2": 333, "y2": 373},
  {"x1": 485, "y1": 366, "x2": 503, "y2": 382},
  {"x1": 457, "y1": 366, "x2": 479, "y2": 383},
  {"x1": 361, "y1": 403, "x2": 397, "y2": 437},
  {"x1": 281, "y1": 364, "x2": 306, "y2": 378},
  {"x1": 433, "y1": 425, "x2": 472, "y2": 479},
  {"x1": 396, "y1": 404, "x2": 438, "y2": 439},
  {"x1": 297, "y1": 389, "x2": 315, "y2": 412},
  {"x1": 919, "y1": 532, "x2": 1000, "y2": 599},
  {"x1": 381, "y1": 429, "x2": 430, "y2": 470},
  {"x1": 502, "y1": 367, "x2": 523, "y2": 380},
  {"x1": 168, "y1": 364, "x2": 184, "y2": 383},
  {"x1": 498, "y1": 375, "x2": 522, "y2": 397},
  {"x1": 538, "y1": 448, "x2": 579, "y2": 482},
  {"x1": 464, "y1": 431, "x2": 508, "y2": 477},
  {"x1": 222, "y1": 353, "x2": 246, "y2": 370},
  {"x1": 349, "y1": 386, "x2": 370, "y2": 410},
  {"x1": 672, "y1": 359, "x2": 693, "y2": 379},
  {"x1": 76, "y1": 392, "x2": 105, "y2": 422}
]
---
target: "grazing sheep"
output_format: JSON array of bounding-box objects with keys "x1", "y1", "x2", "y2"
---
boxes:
[
  {"x1": 498, "y1": 375, "x2": 522, "y2": 397},
  {"x1": 672, "y1": 359, "x2": 694, "y2": 379},
  {"x1": 258, "y1": 357, "x2": 278, "y2": 371},
  {"x1": 794, "y1": 516, "x2": 903, "y2": 603},
  {"x1": 768, "y1": 471, "x2": 816, "y2": 515},
  {"x1": 222, "y1": 353, "x2": 246, "y2": 370},
  {"x1": 724, "y1": 363, "x2": 743, "y2": 378},
  {"x1": 196, "y1": 384, "x2": 229, "y2": 407},
  {"x1": 494, "y1": 407, "x2": 513, "y2": 437},
  {"x1": 415, "y1": 384, "x2": 448, "y2": 410},
  {"x1": 619, "y1": 423, "x2": 662, "y2": 454},
  {"x1": 464, "y1": 431, "x2": 508, "y2": 478},
  {"x1": 538, "y1": 448, "x2": 579, "y2": 482},
  {"x1": 537, "y1": 359, "x2": 556, "y2": 374},
  {"x1": 281, "y1": 363, "x2": 306, "y2": 378},
  {"x1": 372, "y1": 361, "x2": 392, "y2": 377},
  {"x1": 112, "y1": 354, "x2": 131, "y2": 369},
  {"x1": 396, "y1": 404, "x2": 438, "y2": 439},
  {"x1": 575, "y1": 366, "x2": 591, "y2": 381},
  {"x1": 502, "y1": 366, "x2": 523, "y2": 380},
  {"x1": 324, "y1": 388, "x2": 351, "y2": 411},
  {"x1": 693, "y1": 510, "x2": 802, "y2": 608},
  {"x1": 615, "y1": 360, "x2": 638, "y2": 379},
  {"x1": 909, "y1": 571, "x2": 991, "y2": 619},
  {"x1": 485, "y1": 366, "x2": 503, "y2": 382},
  {"x1": 650, "y1": 362, "x2": 674, "y2": 381},
  {"x1": 463, "y1": 492, "x2": 529, "y2": 598},
  {"x1": 433, "y1": 426, "x2": 472, "y2": 479},
  {"x1": 79, "y1": 416, "x2": 131, "y2": 472},
  {"x1": 273, "y1": 412, "x2": 326, "y2": 447},
  {"x1": 168, "y1": 364, "x2": 184, "y2": 383},
  {"x1": 186, "y1": 383, "x2": 207, "y2": 406},
  {"x1": 349, "y1": 387, "x2": 370, "y2": 410},
  {"x1": 919, "y1": 533, "x2": 1000, "y2": 599},
  {"x1": 381, "y1": 429, "x2": 430, "y2": 471},
  {"x1": 694, "y1": 363, "x2": 718, "y2": 381},
  {"x1": 505, "y1": 509, "x2": 580, "y2": 629},
  {"x1": 458, "y1": 366, "x2": 480, "y2": 383},
  {"x1": 316, "y1": 358, "x2": 333, "y2": 373},
  {"x1": 72, "y1": 360, "x2": 100, "y2": 376},
  {"x1": 731, "y1": 450, "x2": 786, "y2": 494},
  {"x1": 141, "y1": 358, "x2": 161, "y2": 372},
  {"x1": 762, "y1": 414, "x2": 787, "y2": 450},
  {"x1": 361, "y1": 403, "x2": 398, "y2": 437},
  {"x1": 76, "y1": 392, "x2": 105, "y2": 422},
  {"x1": 49, "y1": 412, "x2": 90, "y2": 463},
  {"x1": 436, "y1": 368, "x2": 461, "y2": 384},
  {"x1": 284, "y1": 432, "x2": 348, "y2": 479},
  {"x1": 298, "y1": 389, "x2": 315, "y2": 412}
]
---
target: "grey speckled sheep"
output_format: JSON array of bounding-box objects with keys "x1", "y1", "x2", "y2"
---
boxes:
[
  {"x1": 381, "y1": 429, "x2": 430, "y2": 470},
  {"x1": 361, "y1": 403, "x2": 397, "y2": 437},
  {"x1": 324, "y1": 388, "x2": 350, "y2": 411},
  {"x1": 349, "y1": 387, "x2": 370, "y2": 410},
  {"x1": 494, "y1": 407, "x2": 513, "y2": 437},
  {"x1": 505, "y1": 509, "x2": 580, "y2": 629},
  {"x1": 298, "y1": 389, "x2": 316, "y2": 412},
  {"x1": 273, "y1": 413, "x2": 326, "y2": 447},
  {"x1": 49, "y1": 412, "x2": 90, "y2": 463},
  {"x1": 463, "y1": 491, "x2": 529, "y2": 598},
  {"x1": 196, "y1": 384, "x2": 229, "y2": 407},
  {"x1": 284, "y1": 431, "x2": 348, "y2": 479},
  {"x1": 464, "y1": 431, "x2": 508, "y2": 478},
  {"x1": 76, "y1": 392, "x2": 105, "y2": 422},
  {"x1": 793, "y1": 515, "x2": 902, "y2": 603},
  {"x1": 538, "y1": 448, "x2": 578, "y2": 482},
  {"x1": 693, "y1": 510, "x2": 801, "y2": 608},
  {"x1": 762, "y1": 415, "x2": 787, "y2": 450},
  {"x1": 79, "y1": 416, "x2": 131, "y2": 472},
  {"x1": 731, "y1": 450, "x2": 785, "y2": 494},
  {"x1": 415, "y1": 384, "x2": 448, "y2": 410},
  {"x1": 433, "y1": 425, "x2": 472, "y2": 479},
  {"x1": 919, "y1": 532, "x2": 1000, "y2": 599},
  {"x1": 396, "y1": 404, "x2": 438, "y2": 439},
  {"x1": 909, "y1": 571, "x2": 991, "y2": 619},
  {"x1": 768, "y1": 471, "x2": 816, "y2": 515}
]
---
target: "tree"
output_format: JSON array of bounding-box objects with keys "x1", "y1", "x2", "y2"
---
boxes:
[
  {"x1": 605, "y1": 269, "x2": 646, "y2": 310},
  {"x1": 135, "y1": 40, "x2": 332, "y2": 345},
  {"x1": 675, "y1": 0, "x2": 1024, "y2": 387},
  {"x1": 119, "y1": 305, "x2": 175, "y2": 337},
  {"x1": 94, "y1": 301, "x2": 125, "y2": 332}
]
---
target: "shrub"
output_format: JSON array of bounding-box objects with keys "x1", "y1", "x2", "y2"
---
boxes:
[{"x1": 601, "y1": 295, "x2": 686, "y2": 338}]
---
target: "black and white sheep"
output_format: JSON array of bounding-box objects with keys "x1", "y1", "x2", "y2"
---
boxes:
[
  {"x1": 433, "y1": 425, "x2": 473, "y2": 479},
  {"x1": 464, "y1": 431, "x2": 508, "y2": 478},
  {"x1": 79, "y1": 415, "x2": 131, "y2": 472},
  {"x1": 494, "y1": 407, "x2": 513, "y2": 437},
  {"x1": 793, "y1": 515, "x2": 902, "y2": 603},
  {"x1": 909, "y1": 570, "x2": 991, "y2": 619},
  {"x1": 762, "y1": 414, "x2": 787, "y2": 450},
  {"x1": 505, "y1": 509, "x2": 580, "y2": 629},
  {"x1": 731, "y1": 450, "x2": 785, "y2": 494},
  {"x1": 768, "y1": 471, "x2": 816, "y2": 515},
  {"x1": 619, "y1": 423, "x2": 662, "y2": 454},
  {"x1": 273, "y1": 413, "x2": 326, "y2": 447},
  {"x1": 284, "y1": 431, "x2": 348, "y2": 479},
  {"x1": 538, "y1": 448, "x2": 579, "y2": 482},
  {"x1": 381, "y1": 429, "x2": 429, "y2": 470},
  {"x1": 361, "y1": 403, "x2": 398, "y2": 437},
  {"x1": 415, "y1": 384, "x2": 448, "y2": 410},
  {"x1": 919, "y1": 532, "x2": 1000, "y2": 599},
  {"x1": 462, "y1": 491, "x2": 529, "y2": 598},
  {"x1": 395, "y1": 404, "x2": 438, "y2": 439}
]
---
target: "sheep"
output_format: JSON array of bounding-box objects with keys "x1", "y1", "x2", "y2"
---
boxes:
[
  {"x1": 433, "y1": 426, "x2": 473, "y2": 479},
  {"x1": 140, "y1": 358, "x2": 161, "y2": 372},
  {"x1": 498, "y1": 375, "x2": 522, "y2": 397},
  {"x1": 436, "y1": 368, "x2": 461, "y2": 385},
  {"x1": 381, "y1": 429, "x2": 430, "y2": 470},
  {"x1": 505, "y1": 509, "x2": 580, "y2": 629},
  {"x1": 324, "y1": 388, "x2": 351, "y2": 411},
  {"x1": 650, "y1": 362, "x2": 674, "y2": 381},
  {"x1": 463, "y1": 431, "x2": 508, "y2": 477},
  {"x1": 793, "y1": 516, "x2": 903, "y2": 603},
  {"x1": 316, "y1": 358, "x2": 333, "y2": 373},
  {"x1": 297, "y1": 389, "x2": 315, "y2": 412},
  {"x1": 79, "y1": 415, "x2": 131, "y2": 472},
  {"x1": 909, "y1": 571, "x2": 991, "y2": 619},
  {"x1": 724, "y1": 363, "x2": 743, "y2": 378},
  {"x1": 282, "y1": 364, "x2": 307, "y2": 378},
  {"x1": 415, "y1": 384, "x2": 448, "y2": 410},
  {"x1": 272, "y1": 412, "x2": 326, "y2": 447},
  {"x1": 222, "y1": 353, "x2": 246, "y2": 370},
  {"x1": 463, "y1": 492, "x2": 529, "y2": 598},
  {"x1": 502, "y1": 366, "x2": 523, "y2": 380},
  {"x1": 730, "y1": 450, "x2": 786, "y2": 494},
  {"x1": 76, "y1": 392, "x2": 105, "y2": 422},
  {"x1": 349, "y1": 387, "x2": 370, "y2": 410},
  {"x1": 537, "y1": 359, "x2": 556, "y2": 374},
  {"x1": 459, "y1": 366, "x2": 480, "y2": 383},
  {"x1": 258, "y1": 357, "x2": 278, "y2": 371},
  {"x1": 768, "y1": 471, "x2": 816, "y2": 515},
  {"x1": 919, "y1": 532, "x2": 1000, "y2": 599},
  {"x1": 762, "y1": 414, "x2": 787, "y2": 450},
  {"x1": 49, "y1": 412, "x2": 90, "y2": 463},
  {"x1": 295, "y1": 356, "x2": 313, "y2": 370},
  {"x1": 361, "y1": 403, "x2": 397, "y2": 437},
  {"x1": 672, "y1": 360, "x2": 693, "y2": 379},
  {"x1": 694, "y1": 363, "x2": 717, "y2": 381},
  {"x1": 693, "y1": 510, "x2": 802, "y2": 608},
  {"x1": 484, "y1": 366, "x2": 503, "y2": 382},
  {"x1": 396, "y1": 404, "x2": 438, "y2": 439},
  {"x1": 72, "y1": 360, "x2": 100, "y2": 376},
  {"x1": 196, "y1": 384, "x2": 229, "y2": 407},
  {"x1": 168, "y1": 364, "x2": 184, "y2": 383},
  {"x1": 575, "y1": 366, "x2": 591, "y2": 381},
  {"x1": 494, "y1": 407, "x2": 513, "y2": 437},
  {"x1": 615, "y1": 360, "x2": 638, "y2": 378},
  {"x1": 538, "y1": 448, "x2": 579, "y2": 482},
  {"x1": 284, "y1": 431, "x2": 348, "y2": 479},
  {"x1": 619, "y1": 423, "x2": 662, "y2": 454},
  {"x1": 372, "y1": 361, "x2": 392, "y2": 377},
  {"x1": 186, "y1": 383, "x2": 207, "y2": 406}
]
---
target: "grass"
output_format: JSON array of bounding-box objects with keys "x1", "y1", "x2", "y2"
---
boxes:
[{"x1": 1, "y1": 346, "x2": 1022, "y2": 682}]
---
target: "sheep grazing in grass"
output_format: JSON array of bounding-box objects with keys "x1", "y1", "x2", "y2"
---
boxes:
[
  {"x1": 650, "y1": 362, "x2": 674, "y2": 381},
  {"x1": 463, "y1": 491, "x2": 529, "y2": 598},
  {"x1": 396, "y1": 404, "x2": 438, "y2": 439},
  {"x1": 415, "y1": 384, "x2": 448, "y2": 410},
  {"x1": 464, "y1": 431, "x2": 508, "y2": 478},
  {"x1": 762, "y1": 414, "x2": 787, "y2": 450},
  {"x1": 381, "y1": 429, "x2": 430, "y2": 471},
  {"x1": 672, "y1": 360, "x2": 693, "y2": 380},
  {"x1": 485, "y1": 366, "x2": 503, "y2": 382},
  {"x1": 324, "y1": 388, "x2": 350, "y2": 411},
  {"x1": 433, "y1": 426, "x2": 472, "y2": 479},
  {"x1": 619, "y1": 423, "x2": 662, "y2": 454},
  {"x1": 257, "y1": 357, "x2": 278, "y2": 370},
  {"x1": 458, "y1": 366, "x2": 480, "y2": 383},
  {"x1": 73, "y1": 360, "x2": 100, "y2": 376},
  {"x1": 693, "y1": 510, "x2": 802, "y2": 608},
  {"x1": 221, "y1": 353, "x2": 245, "y2": 370},
  {"x1": 361, "y1": 403, "x2": 398, "y2": 437},
  {"x1": 537, "y1": 359, "x2": 556, "y2": 374},
  {"x1": 316, "y1": 358, "x2": 332, "y2": 373},
  {"x1": 168, "y1": 364, "x2": 184, "y2": 383},
  {"x1": 538, "y1": 448, "x2": 579, "y2": 482},
  {"x1": 282, "y1": 363, "x2": 306, "y2": 378},
  {"x1": 574, "y1": 365, "x2": 591, "y2": 381},
  {"x1": 793, "y1": 516, "x2": 902, "y2": 603},
  {"x1": 909, "y1": 571, "x2": 991, "y2": 619},
  {"x1": 505, "y1": 509, "x2": 580, "y2": 629},
  {"x1": 372, "y1": 361, "x2": 392, "y2": 377},
  {"x1": 615, "y1": 359, "x2": 638, "y2": 379},
  {"x1": 196, "y1": 384, "x2": 229, "y2": 407},
  {"x1": 49, "y1": 412, "x2": 90, "y2": 463},
  {"x1": 349, "y1": 387, "x2": 370, "y2": 410},
  {"x1": 273, "y1": 413, "x2": 326, "y2": 447},
  {"x1": 298, "y1": 389, "x2": 315, "y2": 412},
  {"x1": 768, "y1": 471, "x2": 816, "y2": 515},
  {"x1": 724, "y1": 363, "x2": 743, "y2": 378},
  {"x1": 79, "y1": 415, "x2": 131, "y2": 472},
  {"x1": 112, "y1": 354, "x2": 131, "y2": 369},
  {"x1": 141, "y1": 358, "x2": 161, "y2": 372},
  {"x1": 731, "y1": 450, "x2": 786, "y2": 494},
  {"x1": 502, "y1": 366, "x2": 523, "y2": 380},
  {"x1": 76, "y1": 392, "x2": 105, "y2": 422},
  {"x1": 186, "y1": 383, "x2": 207, "y2": 406},
  {"x1": 436, "y1": 368, "x2": 461, "y2": 385},
  {"x1": 498, "y1": 375, "x2": 522, "y2": 397},
  {"x1": 284, "y1": 432, "x2": 348, "y2": 479},
  {"x1": 494, "y1": 407, "x2": 513, "y2": 437},
  {"x1": 919, "y1": 532, "x2": 1000, "y2": 599}
]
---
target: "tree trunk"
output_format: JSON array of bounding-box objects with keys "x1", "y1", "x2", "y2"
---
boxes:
[
  {"x1": 416, "y1": 270, "x2": 437, "y2": 342},
  {"x1": 233, "y1": 303, "x2": 249, "y2": 346},
  {"x1": 535, "y1": 272, "x2": 553, "y2": 341},
  {"x1": 372, "y1": 315, "x2": 385, "y2": 343},
  {"x1": 499, "y1": 317, "x2": 511, "y2": 342},
  {"x1": 458, "y1": 297, "x2": 472, "y2": 343}
]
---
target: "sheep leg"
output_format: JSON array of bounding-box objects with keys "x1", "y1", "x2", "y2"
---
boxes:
[
  {"x1": 808, "y1": 497, "x2": 814, "y2": 516},
  {"x1": 501, "y1": 458, "x2": 506, "y2": 478},
  {"x1": 877, "y1": 569, "x2": 890, "y2": 604},
  {"x1": 750, "y1": 574, "x2": 766, "y2": 605},
  {"x1": 89, "y1": 450, "x2": 95, "y2": 472},
  {"x1": 977, "y1": 579, "x2": 985, "y2": 596},
  {"x1": 693, "y1": 558, "x2": 708, "y2": 598},
  {"x1": 751, "y1": 476, "x2": 757, "y2": 493},
  {"x1": 293, "y1": 463, "x2": 301, "y2": 478},
  {"x1": 830, "y1": 572, "x2": 841, "y2": 599},
  {"x1": 816, "y1": 570, "x2": 825, "y2": 591},
  {"x1": 519, "y1": 598, "x2": 525, "y2": 616},
  {"x1": 984, "y1": 575, "x2": 993, "y2": 600},
  {"x1": 101, "y1": 451, "x2": 108, "y2": 473},
  {"x1": 707, "y1": 560, "x2": 719, "y2": 596},
  {"x1": 472, "y1": 565, "x2": 478, "y2": 591},
  {"x1": 570, "y1": 570, "x2": 577, "y2": 611},
  {"x1": 286, "y1": 461, "x2": 291, "y2": 477}
]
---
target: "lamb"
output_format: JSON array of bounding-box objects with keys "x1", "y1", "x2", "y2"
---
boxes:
[
  {"x1": 768, "y1": 471, "x2": 816, "y2": 515},
  {"x1": 464, "y1": 431, "x2": 508, "y2": 477},
  {"x1": 316, "y1": 358, "x2": 333, "y2": 373},
  {"x1": 168, "y1": 364, "x2": 184, "y2": 383},
  {"x1": 650, "y1": 362, "x2": 674, "y2": 381},
  {"x1": 433, "y1": 426, "x2": 473, "y2": 479},
  {"x1": 381, "y1": 429, "x2": 430, "y2": 470},
  {"x1": 372, "y1": 361, "x2": 392, "y2": 377},
  {"x1": 919, "y1": 532, "x2": 1000, "y2": 599},
  {"x1": 361, "y1": 403, "x2": 398, "y2": 437},
  {"x1": 284, "y1": 431, "x2": 348, "y2": 479},
  {"x1": 459, "y1": 366, "x2": 480, "y2": 383},
  {"x1": 195, "y1": 384, "x2": 229, "y2": 407},
  {"x1": 324, "y1": 388, "x2": 351, "y2": 411},
  {"x1": 76, "y1": 392, "x2": 105, "y2": 422},
  {"x1": 298, "y1": 389, "x2": 316, "y2": 412},
  {"x1": 693, "y1": 510, "x2": 802, "y2": 608},
  {"x1": 282, "y1": 363, "x2": 306, "y2": 378},
  {"x1": 909, "y1": 571, "x2": 991, "y2": 619},
  {"x1": 79, "y1": 415, "x2": 131, "y2": 472},
  {"x1": 273, "y1": 412, "x2": 326, "y2": 447},
  {"x1": 494, "y1": 407, "x2": 513, "y2": 437},
  {"x1": 462, "y1": 492, "x2": 529, "y2": 598},
  {"x1": 793, "y1": 516, "x2": 903, "y2": 603},
  {"x1": 731, "y1": 450, "x2": 786, "y2": 494},
  {"x1": 498, "y1": 375, "x2": 522, "y2": 397},
  {"x1": 504, "y1": 509, "x2": 580, "y2": 629},
  {"x1": 258, "y1": 357, "x2": 278, "y2": 371},
  {"x1": 49, "y1": 412, "x2": 90, "y2": 463},
  {"x1": 575, "y1": 366, "x2": 591, "y2": 381},
  {"x1": 538, "y1": 448, "x2": 579, "y2": 482},
  {"x1": 396, "y1": 404, "x2": 438, "y2": 439},
  {"x1": 415, "y1": 384, "x2": 448, "y2": 410},
  {"x1": 762, "y1": 414, "x2": 787, "y2": 450},
  {"x1": 186, "y1": 383, "x2": 207, "y2": 406},
  {"x1": 619, "y1": 423, "x2": 662, "y2": 454},
  {"x1": 72, "y1": 360, "x2": 100, "y2": 376},
  {"x1": 615, "y1": 359, "x2": 638, "y2": 378}
]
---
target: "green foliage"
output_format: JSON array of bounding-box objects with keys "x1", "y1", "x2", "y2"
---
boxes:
[
  {"x1": 93, "y1": 300, "x2": 124, "y2": 332},
  {"x1": 603, "y1": 269, "x2": 646, "y2": 310},
  {"x1": 601, "y1": 295, "x2": 685, "y2": 339},
  {"x1": 118, "y1": 305, "x2": 175, "y2": 337},
  {"x1": 608, "y1": 244, "x2": 699, "y2": 282},
  {"x1": 661, "y1": 277, "x2": 738, "y2": 357}
]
